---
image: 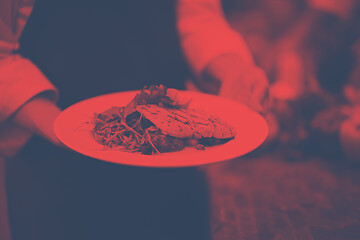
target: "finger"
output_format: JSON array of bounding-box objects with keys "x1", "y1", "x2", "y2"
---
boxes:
[
  {"x1": 250, "y1": 71, "x2": 270, "y2": 114},
  {"x1": 252, "y1": 70, "x2": 269, "y2": 103},
  {"x1": 260, "y1": 88, "x2": 271, "y2": 114}
]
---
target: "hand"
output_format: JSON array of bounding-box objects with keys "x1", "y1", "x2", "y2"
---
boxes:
[
  {"x1": 269, "y1": 50, "x2": 307, "y2": 100},
  {"x1": 12, "y1": 95, "x2": 63, "y2": 147},
  {"x1": 202, "y1": 54, "x2": 270, "y2": 114},
  {"x1": 219, "y1": 64, "x2": 269, "y2": 114}
]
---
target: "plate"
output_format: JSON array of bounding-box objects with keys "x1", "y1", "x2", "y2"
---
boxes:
[{"x1": 54, "y1": 90, "x2": 268, "y2": 167}]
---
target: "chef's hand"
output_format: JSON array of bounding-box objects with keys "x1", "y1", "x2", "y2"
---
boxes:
[
  {"x1": 219, "y1": 64, "x2": 269, "y2": 114},
  {"x1": 12, "y1": 95, "x2": 63, "y2": 147},
  {"x1": 202, "y1": 54, "x2": 270, "y2": 114}
]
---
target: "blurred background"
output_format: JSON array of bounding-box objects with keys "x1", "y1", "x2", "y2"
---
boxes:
[{"x1": 222, "y1": 0, "x2": 360, "y2": 160}]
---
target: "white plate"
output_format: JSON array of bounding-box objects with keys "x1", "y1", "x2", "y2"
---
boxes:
[{"x1": 54, "y1": 90, "x2": 268, "y2": 167}]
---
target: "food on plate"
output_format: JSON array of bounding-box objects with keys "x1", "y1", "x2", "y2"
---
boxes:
[{"x1": 92, "y1": 85, "x2": 236, "y2": 154}]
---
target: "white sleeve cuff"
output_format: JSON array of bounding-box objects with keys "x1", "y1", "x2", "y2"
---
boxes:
[
  {"x1": 0, "y1": 54, "x2": 58, "y2": 122},
  {"x1": 177, "y1": 0, "x2": 254, "y2": 78}
]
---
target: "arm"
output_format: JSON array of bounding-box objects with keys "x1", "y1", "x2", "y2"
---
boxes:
[
  {"x1": 0, "y1": 56, "x2": 63, "y2": 156},
  {"x1": 176, "y1": 0, "x2": 254, "y2": 82},
  {"x1": 176, "y1": 0, "x2": 269, "y2": 113},
  {"x1": 0, "y1": 1, "x2": 62, "y2": 157}
]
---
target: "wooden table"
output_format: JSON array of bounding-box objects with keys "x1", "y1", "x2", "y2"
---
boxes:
[{"x1": 204, "y1": 150, "x2": 360, "y2": 240}]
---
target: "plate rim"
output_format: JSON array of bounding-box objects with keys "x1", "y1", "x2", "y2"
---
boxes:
[{"x1": 54, "y1": 90, "x2": 268, "y2": 168}]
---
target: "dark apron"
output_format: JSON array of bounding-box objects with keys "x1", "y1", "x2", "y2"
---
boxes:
[{"x1": 6, "y1": 1, "x2": 210, "y2": 239}]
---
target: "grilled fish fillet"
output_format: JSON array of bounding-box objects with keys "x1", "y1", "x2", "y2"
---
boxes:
[{"x1": 136, "y1": 105, "x2": 236, "y2": 139}]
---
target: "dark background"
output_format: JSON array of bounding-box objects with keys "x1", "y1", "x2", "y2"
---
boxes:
[{"x1": 19, "y1": 0, "x2": 189, "y2": 109}]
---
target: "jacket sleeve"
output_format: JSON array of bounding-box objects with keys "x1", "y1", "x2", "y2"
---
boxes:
[
  {"x1": 0, "y1": 0, "x2": 58, "y2": 157},
  {"x1": 0, "y1": 0, "x2": 58, "y2": 122},
  {"x1": 176, "y1": 0, "x2": 254, "y2": 79},
  {"x1": 0, "y1": 55, "x2": 58, "y2": 122}
]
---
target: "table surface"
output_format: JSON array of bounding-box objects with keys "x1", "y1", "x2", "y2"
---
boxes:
[{"x1": 203, "y1": 150, "x2": 360, "y2": 240}]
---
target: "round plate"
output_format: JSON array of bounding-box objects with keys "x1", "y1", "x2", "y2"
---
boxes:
[{"x1": 54, "y1": 90, "x2": 268, "y2": 168}]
